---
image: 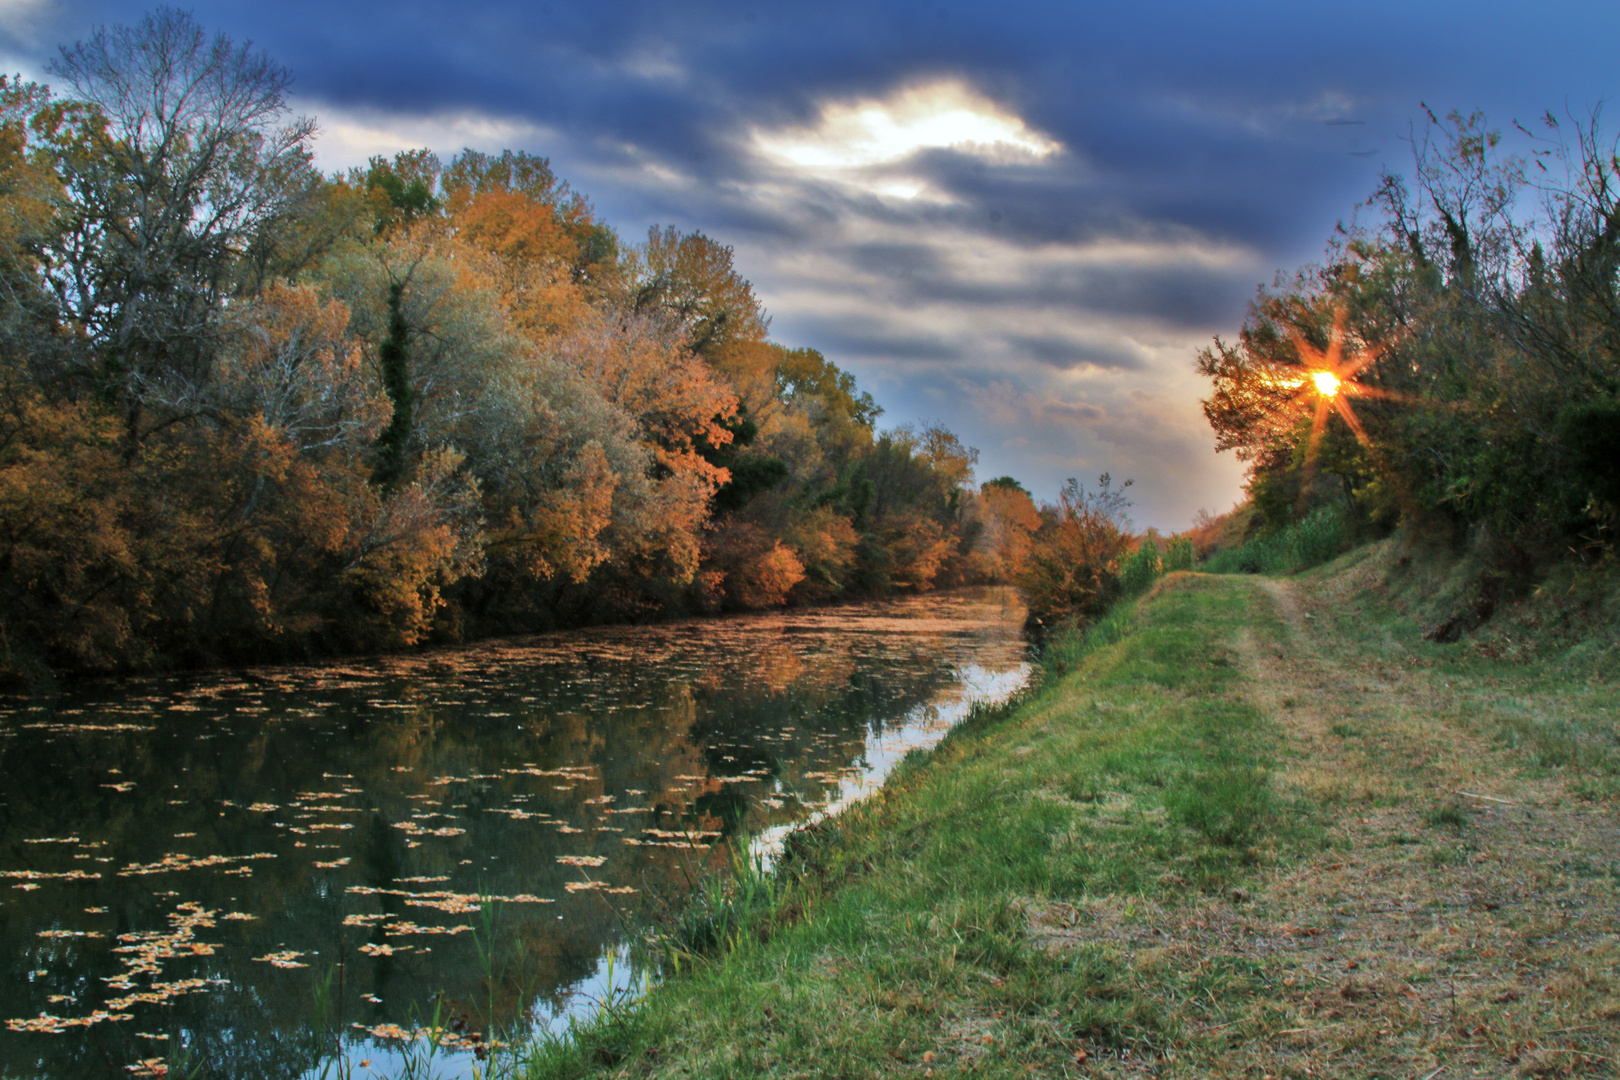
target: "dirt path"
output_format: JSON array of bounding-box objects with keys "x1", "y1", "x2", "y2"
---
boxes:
[
  {"x1": 1039, "y1": 575, "x2": 1620, "y2": 1079},
  {"x1": 1229, "y1": 576, "x2": 1620, "y2": 1078}
]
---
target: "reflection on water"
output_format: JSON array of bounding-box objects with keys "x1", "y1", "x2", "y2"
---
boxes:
[{"x1": 0, "y1": 588, "x2": 1027, "y2": 1078}]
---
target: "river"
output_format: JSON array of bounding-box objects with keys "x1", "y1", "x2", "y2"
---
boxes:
[{"x1": 0, "y1": 587, "x2": 1028, "y2": 1078}]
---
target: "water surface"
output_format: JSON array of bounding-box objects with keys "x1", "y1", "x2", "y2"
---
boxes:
[{"x1": 0, "y1": 588, "x2": 1027, "y2": 1078}]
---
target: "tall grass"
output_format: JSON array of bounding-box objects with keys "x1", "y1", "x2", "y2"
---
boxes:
[
  {"x1": 1118, "y1": 534, "x2": 1163, "y2": 597},
  {"x1": 1038, "y1": 601, "x2": 1135, "y2": 679},
  {"x1": 658, "y1": 845, "x2": 781, "y2": 964},
  {"x1": 1201, "y1": 504, "x2": 1349, "y2": 576},
  {"x1": 1163, "y1": 534, "x2": 1195, "y2": 573}
]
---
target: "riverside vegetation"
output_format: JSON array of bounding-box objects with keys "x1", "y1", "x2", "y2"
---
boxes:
[
  {"x1": 6, "y1": 7, "x2": 1620, "y2": 1077},
  {"x1": 506, "y1": 542, "x2": 1618, "y2": 1080},
  {"x1": 0, "y1": 10, "x2": 1049, "y2": 684}
]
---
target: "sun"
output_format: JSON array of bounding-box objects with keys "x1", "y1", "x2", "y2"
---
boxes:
[{"x1": 1281, "y1": 307, "x2": 1403, "y2": 466}]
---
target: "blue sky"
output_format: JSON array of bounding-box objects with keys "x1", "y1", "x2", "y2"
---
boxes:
[{"x1": 3, "y1": 0, "x2": 1616, "y2": 528}]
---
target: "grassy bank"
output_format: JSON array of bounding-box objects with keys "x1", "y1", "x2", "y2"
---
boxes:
[
  {"x1": 525, "y1": 572, "x2": 1314, "y2": 1077},
  {"x1": 517, "y1": 555, "x2": 1620, "y2": 1079}
]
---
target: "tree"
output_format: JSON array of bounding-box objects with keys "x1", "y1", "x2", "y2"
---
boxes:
[
  {"x1": 41, "y1": 7, "x2": 318, "y2": 448},
  {"x1": 1019, "y1": 474, "x2": 1134, "y2": 635},
  {"x1": 969, "y1": 480, "x2": 1041, "y2": 581},
  {"x1": 633, "y1": 226, "x2": 768, "y2": 359}
]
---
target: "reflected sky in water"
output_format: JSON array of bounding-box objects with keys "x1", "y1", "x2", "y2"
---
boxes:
[{"x1": 0, "y1": 588, "x2": 1027, "y2": 1078}]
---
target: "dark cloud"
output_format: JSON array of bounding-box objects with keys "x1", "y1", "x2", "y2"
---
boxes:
[{"x1": 1005, "y1": 336, "x2": 1141, "y2": 374}]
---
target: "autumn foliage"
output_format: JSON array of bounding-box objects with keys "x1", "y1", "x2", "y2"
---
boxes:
[{"x1": 0, "y1": 13, "x2": 1023, "y2": 680}]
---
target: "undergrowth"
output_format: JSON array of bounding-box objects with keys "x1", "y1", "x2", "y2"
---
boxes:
[{"x1": 1201, "y1": 503, "x2": 1350, "y2": 576}]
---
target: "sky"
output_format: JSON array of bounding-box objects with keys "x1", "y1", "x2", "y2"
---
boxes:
[{"x1": 2, "y1": 0, "x2": 1616, "y2": 529}]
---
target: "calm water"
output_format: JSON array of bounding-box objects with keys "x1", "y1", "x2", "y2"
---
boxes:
[{"x1": 0, "y1": 588, "x2": 1028, "y2": 1079}]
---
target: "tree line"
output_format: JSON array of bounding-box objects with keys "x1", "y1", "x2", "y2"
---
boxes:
[
  {"x1": 1196, "y1": 106, "x2": 1620, "y2": 585},
  {"x1": 0, "y1": 9, "x2": 1049, "y2": 680}
]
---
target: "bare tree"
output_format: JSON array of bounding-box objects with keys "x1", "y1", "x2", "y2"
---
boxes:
[{"x1": 42, "y1": 7, "x2": 317, "y2": 447}]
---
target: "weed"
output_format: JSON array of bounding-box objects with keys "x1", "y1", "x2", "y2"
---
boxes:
[
  {"x1": 1165, "y1": 765, "x2": 1276, "y2": 848},
  {"x1": 658, "y1": 844, "x2": 781, "y2": 963},
  {"x1": 1423, "y1": 804, "x2": 1469, "y2": 830},
  {"x1": 1202, "y1": 504, "x2": 1350, "y2": 576}
]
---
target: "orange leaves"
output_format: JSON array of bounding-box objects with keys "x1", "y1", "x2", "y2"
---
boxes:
[
  {"x1": 455, "y1": 189, "x2": 577, "y2": 267},
  {"x1": 557, "y1": 309, "x2": 740, "y2": 489},
  {"x1": 343, "y1": 447, "x2": 483, "y2": 648},
  {"x1": 970, "y1": 484, "x2": 1042, "y2": 582},
  {"x1": 451, "y1": 189, "x2": 594, "y2": 338},
  {"x1": 699, "y1": 521, "x2": 808, "y2": 610},
  {"x1": 0, "y1": 387, "x2": 140, "y2": 670}
]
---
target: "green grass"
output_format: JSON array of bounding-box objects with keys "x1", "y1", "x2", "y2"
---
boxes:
[
  {"x1": 517, "y1": 574, "x2": 1322, "y2": 1079},
  {"x1": 1296, "y1": 541, "x2": 1620, "y2": 799},
  {"x1": 1200, "y1": 503, "x2": 1350, "y2": 576}
]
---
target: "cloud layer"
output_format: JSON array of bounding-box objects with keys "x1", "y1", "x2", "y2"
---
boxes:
[{"x1": 25, "y1": 0, "x2": 1620, "y2": 527}]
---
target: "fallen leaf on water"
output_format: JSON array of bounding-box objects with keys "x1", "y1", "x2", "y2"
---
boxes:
[{"x1": 253, "y1": 951, "x2": 308, "y2": 969}]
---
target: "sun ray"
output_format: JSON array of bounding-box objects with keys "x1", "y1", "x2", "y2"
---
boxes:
[
  {"x1": 1304, "y1": 395, "x2": 1331, "y2": 466},
  {"x1": 1278, "y1": 304, "x2": 1397, "y2": 465},
  {"x1": 1331, "y1": 393, "x2": 1372, "y2": 447}
]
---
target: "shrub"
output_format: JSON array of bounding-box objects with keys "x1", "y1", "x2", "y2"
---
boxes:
[
  {"x1": 1119, "y1": 533, "x2": 1163, "y2": 597},
  {"x1": 1163, "y1": 535, "x2": 1195, "y2": 573},
  {"x1": 1018, "y1": 474, "x2": 1133, "y2": 637}
]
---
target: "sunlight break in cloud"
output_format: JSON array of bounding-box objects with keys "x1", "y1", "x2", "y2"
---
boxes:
[{"x1": 752, "y1": 79, "x2": 1060, "y2": 199}]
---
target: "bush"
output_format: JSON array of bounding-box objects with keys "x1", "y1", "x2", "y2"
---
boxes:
[
  {"x1": 1018, "y1": 474, "x2": 1133, "y2": 637},
  {"x1": 1202, "y1": 504, "x2": 1349, "y2": 576},
  {"x1": 1163, "y1": 535, "x2": 1195, "y2": 573}
]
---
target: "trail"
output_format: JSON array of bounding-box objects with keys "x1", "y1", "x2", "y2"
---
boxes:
[
  {"x1": 1213, "y1": 575, "x2": 1620, "y2": 1077},
  {"x1": 1033, "y1": 573, "x2": 1620, "y2": 1078}
]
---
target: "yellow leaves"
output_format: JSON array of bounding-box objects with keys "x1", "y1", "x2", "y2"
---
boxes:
[
  {"x1": 557, "y1": 308, "x2": 740, "y2": 489},
  {"x1": 451, "y1": 189, "x2": 593, "y2": 338}
]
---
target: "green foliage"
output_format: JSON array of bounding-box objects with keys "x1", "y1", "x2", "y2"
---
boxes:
[
  {"x1": 1202, "y1": 504, "x2": 1349, "y2": 576},
  {"x1": 1196, "y1": 106, "x2": 1620, "y2": 570},
  {"x1": 1163, "y1": 534, "x2": 1196, "y2": 573},
  {"x1": 659, "y1": 846, "x2": 780, "y2": 961},
  {"x1": 1559, "y1": 398, "x2": 1620, "y2": 510},
  {"x1": 982, "y1": 475, "x2": 1029, "y2": 495},
  {"x1": 1119, "y1": 533, "x2": 1163, "y2": 597},
  {"x1": 370, "y1": 282, "x2": 414, "y2": 490},
  {"x1": 363, "y1": 150, "x2": 442, "y2": 230}
]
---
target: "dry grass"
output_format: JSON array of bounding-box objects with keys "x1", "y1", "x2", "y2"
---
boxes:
[{"x1": 1020, "y1": 568, "x2": 1620, "y2": 1078}]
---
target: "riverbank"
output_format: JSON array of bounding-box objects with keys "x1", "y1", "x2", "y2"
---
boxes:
[{"x1": 527, "y1": 549, "x2": 1620, "y2": 1078}]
